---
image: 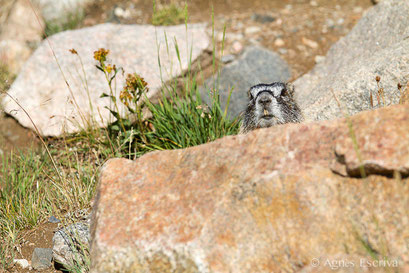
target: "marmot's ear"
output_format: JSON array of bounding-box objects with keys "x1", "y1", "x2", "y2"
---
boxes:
[{"x1": 285, "y1": 82, "x2": 295, "y2": 97}]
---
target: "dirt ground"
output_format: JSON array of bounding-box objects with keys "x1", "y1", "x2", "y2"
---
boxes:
[{"x1": 3, "y1": 0, "x2": 374, "y2": 272}]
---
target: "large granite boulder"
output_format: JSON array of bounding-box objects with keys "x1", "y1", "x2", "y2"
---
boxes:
[
  {"x1": 2, "y1": 23, "x2": 210, "y2": 136},
  {"x1": 294, "y1": 0, "x2": 409, "y2": 121},
  {"x1": 0, "y1": 0, "x2": 44, "y2": 74},
  {"x1": 200, "y1": 46, "x2": 291, "y2": 118},
  {"x1": 90, "y1": 104, "x2": 409, "y2": 272}
]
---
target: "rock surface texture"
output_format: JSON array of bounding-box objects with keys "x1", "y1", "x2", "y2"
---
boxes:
[
  {"x1": 294, "y1": 0, "x2": 409, "y2": 121},
  {"x1": 91, "y1": 105, "x2": 409, "y2": 273},
  {"x1": 200, "y1": 46, "x2": 291, "y2": 118},
  {"x1": 53, "y1": 221, "x2": 90, "y2": 268},
  {"x1": 31, "y1": 248, "x2": 53, "y2": 270},
  {"x1": 2, "y1": 23, "x2": 210, "y2": 136},
  {"x1": 0, "y1": 0, "x2": 44, "y2": 74},
  {"x1": 33, "y1": 0, "x2": 92, "y2": 24}
]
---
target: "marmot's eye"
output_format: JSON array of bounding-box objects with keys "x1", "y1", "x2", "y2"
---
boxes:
[{"x1": 280, "y1": 88, "x2": 288, "y2": 97}]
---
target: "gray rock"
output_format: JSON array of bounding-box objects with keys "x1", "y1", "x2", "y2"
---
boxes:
[
  {"x1": 199, "y1": 46, "x2": 291, "y2": 118},
  {"x1": 294, "y1": 0, "x2": 409, "y2": 121},
  {"x1": 251, "y1": 13, "x2": 276, "y2": 24},
  {"x1": 31, "y1": 248, "x2": 53, "y2": 270},
  {"x1": 221, "y1": 54, "x2": 235, "y2": 64},
  {"x1": 48, "y1": 216, "x2": 61, "y2": 223},
  {"x1": 2, "y1": 23, "x2": 210, "y2": 136},
  {"x1": 33, "y1": 0, "x2": 92, "y2": 25},
  {"x1": 52, "y1": 222, "x2": 90, "y2": 269}
]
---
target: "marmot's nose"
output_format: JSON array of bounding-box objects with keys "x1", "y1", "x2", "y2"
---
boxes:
[{"x1": 259, "y1": 97, "x2": 272, "y2": 106}]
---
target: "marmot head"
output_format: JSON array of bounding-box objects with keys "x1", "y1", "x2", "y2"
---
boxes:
[{"x1": 240, "y1": 82, "x2": 303, "y2": 133}]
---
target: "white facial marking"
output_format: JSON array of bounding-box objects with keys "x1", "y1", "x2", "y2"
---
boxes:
[{"x1": 250, "y1": 85, "x2": 284, "y2": 98}]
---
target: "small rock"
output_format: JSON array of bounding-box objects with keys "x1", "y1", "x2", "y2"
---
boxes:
[
  {"x1": 302, "y1": 37, "x2": 319, "y2": 49},
  {"x1": 53, "y1": 222, "x2": 90, "y2": 269},
  {"x1": 48, "y1": 216, "x2": 61, "y2": 223},
  {"x1": 251, "y1": 13, "x2": 276, "y2": 24},
  {"x1": 337, "y1": 18, "x2": 345, "y2": 25},
  {"x1": 114, "y1": 6, "x2": 131, "y2": 19},
  {"x1": 326, "y1": 18, "x2": 335, "y2": 28},
  {"x1": 310, "y1": 1, "x2": 318, "y2": 7},
  {"x1": 232, "y1": 41, "x2": 243, "y2": 53},
  {"x1": 13, "y1": 259, "x2": 29, "y2": 269},
  {"x1": 244, "y1": 26, "x2": 261, "y2": 35},
  {"x1": 353, "y1": 6, "x2": 363, "y2": 13},
  {"x1": 221, "y1": 54, "x2": 235, "y2": 64},
  {"x1": 274, "y1": 38, "x2": 285, "y2": 47},
  {"x1": 314, "y1": 55, "x2": 326, "y2": 64},
  {"x1": 278, "y1": 48, "x2": 288, "y2": 55},
  {"x1": 0, "y1": 0, "x2": 44, "y2": 74},
  {"x1": 31, "y1": 248, "x2": 53, "y2": 270}
]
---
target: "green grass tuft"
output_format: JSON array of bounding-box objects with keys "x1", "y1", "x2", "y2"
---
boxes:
[
  {"x1": 44, "y1": 10, "x2": 84, "y2": 37},
  {"x1": 152, "y1": 3, "x2": 185, "y2": 26}
]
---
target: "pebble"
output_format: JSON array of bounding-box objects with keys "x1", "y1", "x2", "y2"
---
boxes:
[
  {"x1": 232, "y1": 41, "x2": 243, "y2": 53},
  {"x1": 221, "y1": 54, "x2": 235, "y2": 64},
  {"x1": 274, "y1": 38, "x2": 285, "y2": 47},
  {"x1": 31, "y1": 248, "x2": 53, "y2": 270},
  {"x1": 244, "y1": 26, "x2": 261, "y2": 35},
  {"x1": 278, "y1": 48, "x2": 288, "y2": 55},
  {"x1": 114, "y1": 7, "x2": 131, "y2": 19},
  {"x1": 302, "y1": 37, "x2": 319, "y2": 49},
  {"x1": 13, "y1": 259, "x2": 29, "y2": 269},
  {"x1": 310, "y1": 1, "x2": 318, "y2": 7},
  {"x1": 251, "y1": 13, "x2": 276, "y2": 24},
  {"x1": 48, "y1": 215, "x2": 61, "y2": 223},
  {"x1": 326, "y1": 18, "x2": 335, "y2": 28},
  {"x1": 314, "y1": 55, "x2": 326, "y2": 63}
]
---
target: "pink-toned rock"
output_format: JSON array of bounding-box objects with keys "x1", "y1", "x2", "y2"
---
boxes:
[
  {"x1": 2, "y1": 23, "x2": 210, "y2": 136},
  {"x1": 0, "y1": 0, "x2": 44, "y2": 74},
  {"x1": 91, "y1": 105, "x2": 409, "y2": 273}
]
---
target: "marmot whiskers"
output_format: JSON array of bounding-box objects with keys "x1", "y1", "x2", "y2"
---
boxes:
[{"x1": 240, "y1": 82, "x2": 303, "y2": 134}]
